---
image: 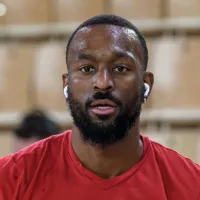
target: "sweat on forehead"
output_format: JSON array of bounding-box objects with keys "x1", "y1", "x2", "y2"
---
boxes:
[
  {"x1": 65, "y1": 14, "x2": 148, "y2": 70},
  {"x1": 75, "y1": 25, "x2": 138, "y2": 44},
  {"x1": 67, "y1": 25, "x2": 143, "y2": 66}
]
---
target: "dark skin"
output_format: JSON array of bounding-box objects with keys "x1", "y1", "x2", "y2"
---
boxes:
[{"x1": 62, "y1": 25, "x2": 154, "y2": 179}]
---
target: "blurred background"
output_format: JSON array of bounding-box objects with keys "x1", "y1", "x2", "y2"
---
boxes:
[{"x1": 0, "y1": 0, "x2": 200, "y2": 163}]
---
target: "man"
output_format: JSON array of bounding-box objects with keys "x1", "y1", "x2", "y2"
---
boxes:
[
  {"x1": 0, "y1": 14, "x2": 200, "y2": 199},
  {"x1": 13, "y1": 108, "x2": 60, "y2": 152}
]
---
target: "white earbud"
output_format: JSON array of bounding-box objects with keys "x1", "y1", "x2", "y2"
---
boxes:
[
  {"x1": 144, "y1": 83, "x2": 150, "y2": 98},
  {"x1": 64, "y1": 86, "x2": 68, "y2": 98}
]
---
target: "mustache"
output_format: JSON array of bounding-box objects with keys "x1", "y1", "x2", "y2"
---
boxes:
[{"x1": 85, "y1": 92, "x2": 122, "y2": 107}]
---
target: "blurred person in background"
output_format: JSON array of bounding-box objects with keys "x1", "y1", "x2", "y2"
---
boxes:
[
  {"x1": 0, "y1": 14, "x2": 200, "y2": 200},
  {"x1": 14, "y1": 108, "x2": 60, "y2": 151}
]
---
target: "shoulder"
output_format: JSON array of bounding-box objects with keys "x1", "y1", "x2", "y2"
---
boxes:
[
  {"x1": 149, "y1": 138, "x2": 200, "y2": 175},
  {"x1": 0, "y1": 130, "x2": 71, "y2": 199},
  {"x1": 146, "y1": 136, "x2": 200, "y2": 198},
  {"x1": 0, "y1": 130, "x2": 70, "y2": 169}
]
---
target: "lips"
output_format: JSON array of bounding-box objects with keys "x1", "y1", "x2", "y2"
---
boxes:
[
  {"x1": 90, "y1": 99, "x2": 117, "y2": 107},
  {"x1": 90, "y1": 99, "x2": 117, "y2": 115}
]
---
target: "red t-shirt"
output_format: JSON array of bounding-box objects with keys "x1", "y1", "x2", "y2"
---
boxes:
[{"x1": 0, "y1": 130, "x2": 200, "y2": 200}]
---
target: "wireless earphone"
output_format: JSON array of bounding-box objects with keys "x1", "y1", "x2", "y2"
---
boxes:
[
  {"x1": 64, "y1": 86, "x2": 68, "y2": 98},
  {"x1": 64, "y1": 84, "x2": 150, "y2": 100},
  {"x1": 144, "y1": 83, "x2": 150, "y2": 99}
]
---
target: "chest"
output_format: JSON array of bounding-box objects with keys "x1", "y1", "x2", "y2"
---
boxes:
[
  {"x1": 20, "y1": 168, "x2": 193, "y2": 200},
  {"x1": 22, "y1": 182, "x2": 167, "y2": 200}
]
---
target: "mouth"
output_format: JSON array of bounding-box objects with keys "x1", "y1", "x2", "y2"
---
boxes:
[{"x1": 89, "y1": 99, "x2": 118, "y2": 115}]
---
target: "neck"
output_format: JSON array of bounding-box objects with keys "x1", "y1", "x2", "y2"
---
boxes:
[{"x1": 71, "y1": 121, "x2": 143, "y2": 179}]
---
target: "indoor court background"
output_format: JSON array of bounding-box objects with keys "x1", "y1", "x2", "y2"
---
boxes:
[{"x1": 0, "y1": 0, "x2": 200, "y2": 164}]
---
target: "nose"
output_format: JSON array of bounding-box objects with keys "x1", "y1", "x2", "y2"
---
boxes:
[{"x1": 93, "y1": 69, "x2": 114, "y2": 92}]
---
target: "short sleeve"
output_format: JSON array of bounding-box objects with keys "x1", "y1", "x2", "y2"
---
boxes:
[{"x1": 0, "y1": 155, "x2": 25, "y2": 200}]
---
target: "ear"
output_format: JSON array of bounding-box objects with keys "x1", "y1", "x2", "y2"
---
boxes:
[
  {"x1": 62, "y1": 73, "x2": 68, "y2": 89},
  {"x1": 143, "y1": 71, "x2": 154, "y2": 100}
]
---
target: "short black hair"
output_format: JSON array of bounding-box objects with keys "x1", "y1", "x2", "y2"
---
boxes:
[
  {"x1": 66, "y1": 14, "x2": 148, "y2": 70},
  {"x1": 15, "y1": 109, "x2": 60, "y2": 140}
]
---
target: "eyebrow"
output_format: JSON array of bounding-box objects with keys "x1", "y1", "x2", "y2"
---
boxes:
[
  {"x1": 114, "y1": 51, "x2": 136, "y2": 63},
  {"x1": 77, "y1": 53, "x2": 96, "y2": 61},
  {"x1": 76, "y1": 51, "x2": 138, "y2": 65}
]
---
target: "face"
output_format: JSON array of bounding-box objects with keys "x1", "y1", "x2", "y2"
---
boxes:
[{"x1": 64, "y1": 25, "x2": 153, "y2": 147}]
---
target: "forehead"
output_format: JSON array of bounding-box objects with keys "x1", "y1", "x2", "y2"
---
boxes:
[{"x1": 68, "y1": 24, "x2": 143, "y2": 64}]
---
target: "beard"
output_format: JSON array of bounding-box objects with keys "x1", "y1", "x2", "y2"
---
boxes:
[{"x1": 67, "y1": 85, "x2": 145, "y2": 147}]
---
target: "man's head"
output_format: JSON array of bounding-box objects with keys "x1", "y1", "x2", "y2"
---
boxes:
[
  {"x1": 15, "y1": 109, "x2": 59, "y2": 140},
  {"x1": 63, "y1": 14, "x2": 154, "y2": 147}
]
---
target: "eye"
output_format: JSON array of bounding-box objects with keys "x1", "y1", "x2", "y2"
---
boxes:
[
  {"x1": 79, "y1": 65, "x2": 95, "y2": 73},
  {"x1": 114, "y1": 64, "x2": 129, "y2": 73}
]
